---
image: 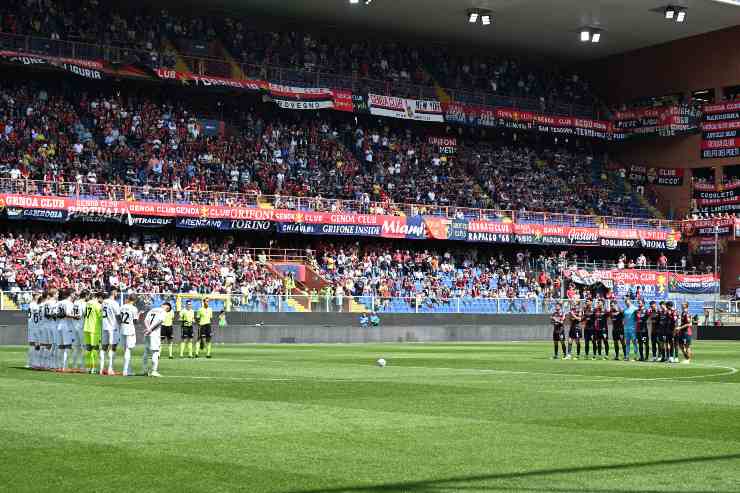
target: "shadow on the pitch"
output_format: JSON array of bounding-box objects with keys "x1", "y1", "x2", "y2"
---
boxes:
[{"x1": 283, "y1": 453, "x2": 740, "y2": 493}]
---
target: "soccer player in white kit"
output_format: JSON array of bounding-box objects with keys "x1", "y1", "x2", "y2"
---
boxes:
[
  {"x1": 43, "y1": 289, "x2": 59, "y2": 370},
  {"x1": 71, "y1": 291, "x2": 88, "y2": 372},
  {"x1": 142, "y1": 302, "x2": 172, "y2": 377},
  {"x1": 35, "y1": 292, "x2": 50, "y2": 369},
  {"x1": 56, "y1": 289, "x2": 76, "y2": 372},
  {"x1": 119, "y1": 295, "x2": 140, "y2": 377},
  {"x1": 26, "y1": 293, "x2": 42, "y2": 369},
  {"x1": 101, "y1": 289, "x2": 121, "y2": 376}
]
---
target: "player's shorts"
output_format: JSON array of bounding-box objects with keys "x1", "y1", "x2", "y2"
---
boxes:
[
  {"x1": 84, "y1": 330, "x2": 100, "y2": 347},
  {"x1": 637, "y1": 330, "x2": 648, "y2": 342},
  {"x1": 599, "y1": 329, "x2": 609, "y2": 339},
  {"x1": 584, "y1": 329, "x2": 595, "y2": 341},
  {"x1": 145, "y1": 332, "x2": 161, "y2": 352},
  {"x1": 679, "y1": 333, "x2": 692, "y2": 346},
  {"x1": 74, "y1": 326, "x2": 84, "y2": 347},
  {"x1": 552, "y1": 329, "x2": 565, "y2": 342},
  {"x1": 181, "y1": 325, "x2": 194, "y2": 339},
  {"x1": 623, "y1": 330, "x2": 635, "y2": 341},
  {"x1": 102, "y1": 329, "x2": 120, "y2": 346},
  {"x1": 161, "y1": 326, "x2": 174, "y2": 340},
  {"x1": 121, "y1": 334, "x2": 136, "y2": 350},
  {"x1": 650, "y1": 330, "x2": 660, "y2": 342},
  {"x1": 38, "y1": 325, "x2": 50, "y2": 345},
  {"x1": 27, "y1": 326, "x2": 36, "y2": 344},
  {"x1": 568, "y1": 327, "x2": 582, "y2": 339},
  {"x1": 612, "y1": 328, "x2": 625, "y2": 340},
  {"x1": 48, "y1": 325, "x2": 60, "y2": 345},
  {"x1": 198, "y1": 324, "x2": 212, "y2": 339},
  {"x1": 59, "y1": 324, "x2": 75, "y2": 346},
  {"x1": 659, "y1": 332, "x2": 671, "y2": 343}
]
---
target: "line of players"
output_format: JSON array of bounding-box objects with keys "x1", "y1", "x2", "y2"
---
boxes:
[
  {"x1": 550, "y1": 299, "x2": 694, "y2": 363},
  {"x1": 24, "y1": 288, "x2": 216, "y2": 377}
]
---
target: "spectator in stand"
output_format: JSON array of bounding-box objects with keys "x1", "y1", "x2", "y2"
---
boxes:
[
  {"x1": 0, "y1": 80, "x2": 654, "y2": 220},
  {"x1": 0, "y1": 0, "x2": 598, "y2": 111}
]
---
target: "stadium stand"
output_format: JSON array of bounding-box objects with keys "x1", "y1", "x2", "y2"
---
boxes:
[
  {"x1": 0, "y1": 0, "x2": 599, "y2": 115},
  {"x1": 0, "y1": 79, "x2": 649, "y2": 218}
]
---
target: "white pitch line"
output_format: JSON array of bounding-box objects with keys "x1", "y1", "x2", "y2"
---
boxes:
[
  {"x1": 156, "y1": 362, "x2": 737, "y2": 384},
  {"x1": 162, "y1": 375, "x2": 301, "y2": 382}
]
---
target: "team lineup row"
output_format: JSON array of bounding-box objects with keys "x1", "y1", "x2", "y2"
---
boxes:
[
  {"x1": 24, "y1": 289, "x2": 220, "y2": 377},
  {"x1": 550, "y1": 299, "x2": 694, "y2": 363}
]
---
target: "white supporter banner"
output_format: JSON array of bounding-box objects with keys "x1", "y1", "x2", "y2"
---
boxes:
[{"x1": 368, "y1": 94, "x2": 444, "y2": 122}]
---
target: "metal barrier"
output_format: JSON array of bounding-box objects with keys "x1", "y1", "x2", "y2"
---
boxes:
[
  {"x1": 0, "y1": 178, "x2": 682, "y2": 230},
  {"x1": 569, "y1": 261, "x2": 703, "y2": 275},
  {"x1": 4, "y1": 292, "x2": 729, "y2": 318}
]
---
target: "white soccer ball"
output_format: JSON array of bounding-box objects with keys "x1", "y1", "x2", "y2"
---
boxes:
[{"x1": 376, "y1": 358, "x2": 386, "y2": 367}]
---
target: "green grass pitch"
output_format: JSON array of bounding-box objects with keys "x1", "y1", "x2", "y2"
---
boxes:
[{"x1": 2, "y1": 341, "x2": 740, "y2": 493}]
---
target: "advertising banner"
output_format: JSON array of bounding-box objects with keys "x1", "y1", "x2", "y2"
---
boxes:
[
  {"x1": 669, "y1": 273, "x2": 720, "y2": 294},
  {"x1": 367, "y1": 94, "x2": 444, "y2": 122},
  {"x1": 692, "y1": 182, "x2": 740, "y2": 214},
  {"x1": 567, "y1": 269, "x2": 718, "y2": 297},
  {"x1": 0, "y1": 193, "x2": 683, "y2": 248},
  {"x1": 0, "y1": 50, "x2": 106, "y2": 80},
  {"x1": 427, "y1": 136, "x2": 458, "y2": 155},
  {"x1": 701, "y1": 102, "x2": 740, "y2": 158}
]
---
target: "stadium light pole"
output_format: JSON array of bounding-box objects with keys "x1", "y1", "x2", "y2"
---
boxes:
[{"x1": 713, "y1": 224, "x2": 719, "y2": 324}]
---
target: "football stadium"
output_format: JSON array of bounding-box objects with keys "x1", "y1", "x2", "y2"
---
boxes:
[{"x1": 1, "y1": 0, "x2": 740, "y2": 491}]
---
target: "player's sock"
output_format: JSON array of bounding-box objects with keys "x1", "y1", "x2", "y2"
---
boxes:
[
  {"x1": 62, "y1": 348, "x2": 69, "y2": 370},
  {"x1": 206, "y1": 341, "x2": 212, "y2": 357},
  {"x1": 108, "y1": 350, "x2": 115, "y2": 373},
  {"x1": 152, "y1": 351, "x2": 160, "y2": 372},
  {"x1": 179, "y1": 342, "x2": 184, "y2": 357},
  {"x1": 576, "y1": 342, "x2": 581, "y2": 356},
  {"x1": 26, "y1": 347, "x2": 34, "y2": 368},
  {"x1": 194, "y1": 340, "x2": 200, "y2": 356},
  {"x1": 123, "y1": 348, "x2": 131, "y2": 374},
  {"x1": 603, "y1": 340, "x2": 609, "y2": 356},
  {"x1": 553, "y1": 342, "x2": 558, "y2": 357},
  {"x1": 567, "y1": 342, "x2": 572, "y2": 355},
  {"x1": 168, "y1": 342, "x2": 173, "y2": 358},
  {"x1": 142, "y1": 347, "x2": 150, "y2": 373},
  {"x1": 187, "y1": 341, "x2": 193, "y2": 357},
  {"x1": 99, "y1": 349, "x2": 105, "y2": 371}
]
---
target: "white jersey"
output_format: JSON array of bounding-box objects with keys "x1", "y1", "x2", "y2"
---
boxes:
[
  {"x1": 101, "y1": 298, "x2": 121, "y2": 332},
  {"x1": 42, "y1": 300, "x2": 57, "y2": 329},
  {"x1": 120, "y1": 304, "x2": 139, "y2": 336},
  {"x1": 56, "y1": 299, "x2": 73, "y2": 329},
  {"x1": 144, "y1": 308, "x2": 167, "y2": 332},
  {"x1": 28, "y1": 301, "x2": 41, "y2": 332},
  {"x1": 73, "y1": 299, "x2": 87, "y2": 329}
]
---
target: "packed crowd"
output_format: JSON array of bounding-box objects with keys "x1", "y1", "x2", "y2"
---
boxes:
[
  {"x1": 309, "y1": 244, "x2": 566, "y2": 307},
  {"x1": 0, "y1": 0, "x2": 598, "y2": 109},
  {"x1": 0, "y1": 231, "x2": 283, "y2": 297},
  {"x1": 465, "y1": 144, "x2": 647, "y2": 217},
  {"x1": 0, "y1": 80, "x2": 647, "y2": 218}
]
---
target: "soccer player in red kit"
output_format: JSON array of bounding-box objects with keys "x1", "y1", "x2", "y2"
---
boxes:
[
  {"x1": 565, "y1": 304, "x2": 582, "y2": 360},
  {"x1": 677, "y1": 302, "x2": 693, "y2": 363},
  {"x1": 551, "y1": 303, "x2": 566, "y2": 359}
]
